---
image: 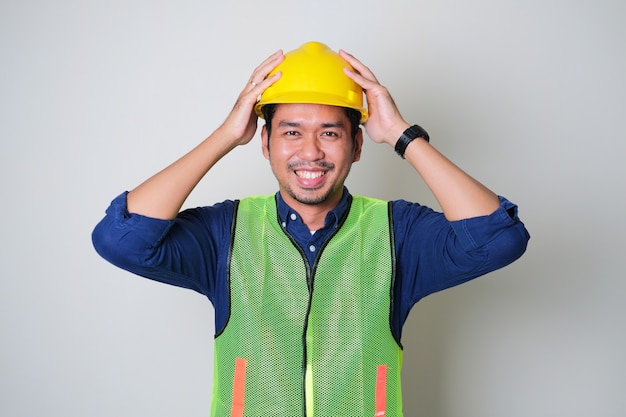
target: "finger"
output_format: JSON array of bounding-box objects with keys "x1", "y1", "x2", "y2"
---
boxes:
[
  {"x1": 342, "y1": 65, "x2": 379, "y2": 92},
  {"x1": 339, "y1": 49, "x2": 379, "y2": 83},
  {"x1": 237, "y1": 71, "x2": 282, "y2": 114},
  {"x1": 248, "y1": 50, "x2": 284, "y2": 86},
  {"x1": 256, "y1": 71, "x2": 282, "y2": 92}
]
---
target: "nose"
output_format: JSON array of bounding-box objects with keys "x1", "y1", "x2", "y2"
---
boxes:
[{"x1": 298, "y1": 134, "x2": 325, "y2": 161}]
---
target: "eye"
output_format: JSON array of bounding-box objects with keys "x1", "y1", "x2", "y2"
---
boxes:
[{"x1": 321, "y1": 131, "x2": 339, "y2": 137}]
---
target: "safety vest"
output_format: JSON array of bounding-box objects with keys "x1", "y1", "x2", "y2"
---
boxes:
[{"x1": 211, "y1": 195, "x2": 403, "y2": 416}]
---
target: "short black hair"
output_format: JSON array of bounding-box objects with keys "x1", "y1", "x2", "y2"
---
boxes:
[{"x1": 261, "y1": 104, "x2": 361, "y2": 143}]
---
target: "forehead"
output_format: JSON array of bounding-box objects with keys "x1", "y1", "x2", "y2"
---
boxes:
[{"x1": 272, "y1": 103, "x2": 349, "y2": 127}]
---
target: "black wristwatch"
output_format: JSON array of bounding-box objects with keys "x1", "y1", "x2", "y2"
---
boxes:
[{"x1": 394, "y1": 124, "x2": 430, "y2": 159}]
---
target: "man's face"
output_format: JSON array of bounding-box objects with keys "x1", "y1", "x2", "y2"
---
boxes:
[{"x1": 262, "y1": 103, "x2": 363, "y2": 210}]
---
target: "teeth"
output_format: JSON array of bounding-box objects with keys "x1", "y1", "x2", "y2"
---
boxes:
[{"x1": 296, "y1": 170, "x2": 325, "y2": 179}]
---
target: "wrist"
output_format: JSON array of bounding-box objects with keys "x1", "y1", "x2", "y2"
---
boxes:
[
  {"x1": 394, "y1": 124, "x2": 430, "y2": 159},
  {"x1": 387, "y1": 123, "x2": 411, "y2": 146}
]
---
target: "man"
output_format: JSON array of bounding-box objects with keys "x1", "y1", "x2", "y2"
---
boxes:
[{"x1": 92, "y1": 41, "x2": 529, "y2": 416}]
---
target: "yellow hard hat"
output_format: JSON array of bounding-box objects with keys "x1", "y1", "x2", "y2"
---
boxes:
[{"x1": 255, "y1": 41, "x2": 368, "y2": 123}]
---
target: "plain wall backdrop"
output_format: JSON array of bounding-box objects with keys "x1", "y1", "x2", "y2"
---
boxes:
[{"x1": 1, "y1": 0, "x2": 625, "y2": 416}]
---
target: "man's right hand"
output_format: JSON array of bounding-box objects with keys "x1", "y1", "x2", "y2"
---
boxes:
[{"x1": 216, "y1": 50, "x2": 284, "y2": 147}]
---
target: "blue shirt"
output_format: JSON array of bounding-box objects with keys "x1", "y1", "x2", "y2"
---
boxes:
[{"x1": 92, "y1": 188, "x2": 529, "y2": 340}]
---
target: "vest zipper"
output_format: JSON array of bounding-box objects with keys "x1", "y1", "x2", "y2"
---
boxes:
[
  {"x1": 278, "y1": 227, "x2": 312, "y2": 416},
  {"x1": 278, "y1": 198, "x2": 352, "y2": 416}
]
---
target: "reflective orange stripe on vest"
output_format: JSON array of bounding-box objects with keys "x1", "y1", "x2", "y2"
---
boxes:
[
  {"x1": 375, "y1": 365, "x2": 387, "y2": 416},
  {"x1": 231, "y1": 358, "x2": 247, "y2": 417}
]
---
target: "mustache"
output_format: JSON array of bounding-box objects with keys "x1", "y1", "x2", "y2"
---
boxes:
[{"x1": 287, "y1": 161, "x2": 335, "y2": 170}]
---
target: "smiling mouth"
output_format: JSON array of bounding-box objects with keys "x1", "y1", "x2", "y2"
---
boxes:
[{"x1": 295, "y1": 170, "x2": 326, "y2": 179}]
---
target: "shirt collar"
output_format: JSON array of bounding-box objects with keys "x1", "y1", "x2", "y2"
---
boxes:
[{"x1": 276, "y1": 187, "x2": 352, "y2": 231}]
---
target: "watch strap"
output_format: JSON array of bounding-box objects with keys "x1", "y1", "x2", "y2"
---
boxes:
[{"x1": 394, "y1": 124, "x2": 430, "y2": 158}]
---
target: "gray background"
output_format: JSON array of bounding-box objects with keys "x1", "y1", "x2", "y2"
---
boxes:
[{"x1": 1, "y1": 0, "x2": 624, "y2": 416}]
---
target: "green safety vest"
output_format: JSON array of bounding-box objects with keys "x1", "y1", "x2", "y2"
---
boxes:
[{"x1": 211, "y1": 195, "x2": 403, "y2": 416}]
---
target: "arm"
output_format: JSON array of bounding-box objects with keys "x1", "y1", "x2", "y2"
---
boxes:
[
  {"x1": 340, "y1": 50, "x2": 499, "y2": 221},
  {"x1": 92, "y1": 51, "x2": 284, "y2": 297},
  {"x1": 92, "y1": 193, "x2": 235, "y2": 297},
  {"x1": 127, "y1": 50, "x2": 284, "y2": 220}
]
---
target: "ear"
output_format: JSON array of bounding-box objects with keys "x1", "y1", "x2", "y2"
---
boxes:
[
  {"x1": 261, "y1": 124, "x2": 270, "y2": 160},
  {"x1": 352, "y1": 127, "x2": 363, "y2": 162}
]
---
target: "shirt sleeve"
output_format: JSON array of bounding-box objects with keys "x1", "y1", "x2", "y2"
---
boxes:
[
  {"x1": 91, "y1": 191, "x2": 234, "y2": 301},
  {"x1": 392, "y1": 196, "x2": 530, "y2": 326}
]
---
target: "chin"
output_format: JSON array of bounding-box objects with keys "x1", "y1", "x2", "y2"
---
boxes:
[
  {"x1": 292, "y1": 193, "x2": 327, "y2": 206},
  {"x1": 293, "y1": 187, "x2": 341, "y2": 206}
]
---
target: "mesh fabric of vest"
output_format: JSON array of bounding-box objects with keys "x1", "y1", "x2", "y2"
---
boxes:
[{"x1": 211, "y1": 195, "x2": 403, "y2": 416}]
